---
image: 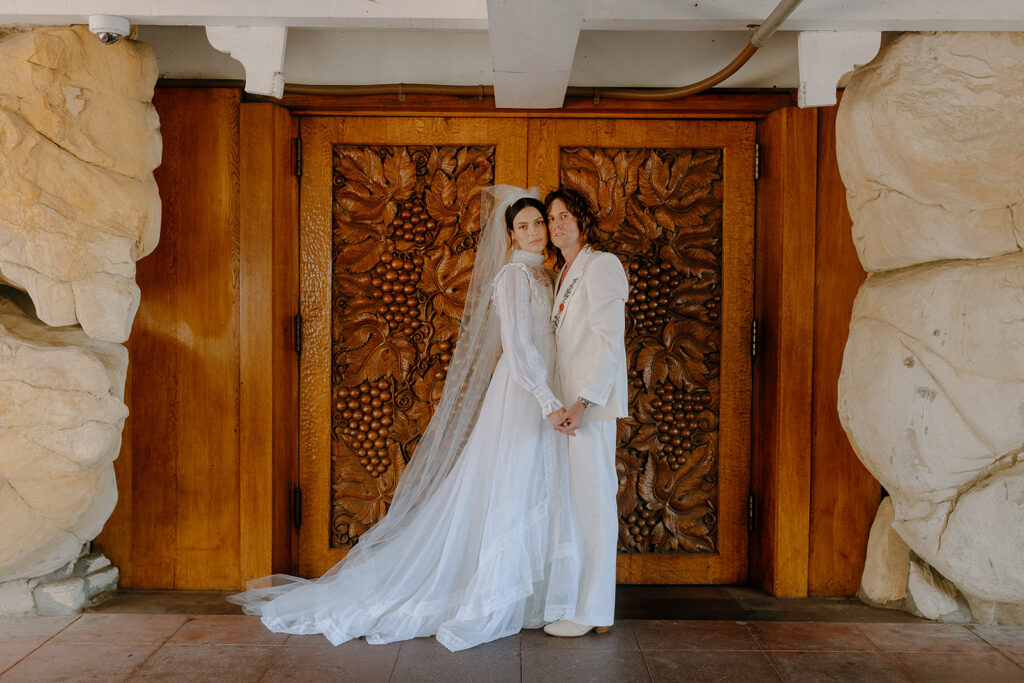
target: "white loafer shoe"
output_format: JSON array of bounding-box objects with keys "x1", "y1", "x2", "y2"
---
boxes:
[{"x1": 542, "y1": 620, "x2": 612, "y2": 637}]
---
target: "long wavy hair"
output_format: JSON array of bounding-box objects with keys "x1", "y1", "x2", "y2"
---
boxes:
[{"x1": 543, "y1": 188, "x2": 603, "y2": 269}]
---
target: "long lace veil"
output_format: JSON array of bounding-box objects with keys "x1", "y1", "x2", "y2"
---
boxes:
[
  {"x1": 232, "y1": 185, "x2": 541, "y2": 600},
  {"x1": 333, "y1": 185, "x2": 540, "y2": 565}
]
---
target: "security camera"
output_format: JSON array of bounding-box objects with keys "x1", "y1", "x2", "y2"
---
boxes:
[{"x1": 88, "y1": 15, "x2": 130, "y2": 45}]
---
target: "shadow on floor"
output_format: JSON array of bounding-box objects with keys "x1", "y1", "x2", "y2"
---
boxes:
[
  {"x1": 86, "y1": 585, "x2": 926, "y2": 623},
  {"x1": 1, "y1": 587, "x2": 1021, "y2": 682}
]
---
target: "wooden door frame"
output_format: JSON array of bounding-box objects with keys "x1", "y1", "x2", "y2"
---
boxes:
[
  {"x1": 527, "y1": 117, "x2": 755, "y2": 584},
  {"x1": 237, "y1": 103, "x2": 301, "y2": 584},
  {"x1": 242, "y1": 90, "x2": 819, "y2": 594},
  {"x1": 295, "y1": 116, "x2": 530, "y2": 577}
]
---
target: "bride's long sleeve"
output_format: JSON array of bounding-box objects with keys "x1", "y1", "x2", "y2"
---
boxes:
[{"x1": 492, "y1": 265, "x2": 564, "y2": 417}]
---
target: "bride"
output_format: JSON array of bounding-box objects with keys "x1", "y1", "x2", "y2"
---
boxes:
[{"x1": 229, "y1": 186, "x2": 579, "y2": 651}]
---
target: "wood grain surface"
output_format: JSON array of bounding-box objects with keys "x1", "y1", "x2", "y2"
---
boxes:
[
  {"x1": 298, "y1": 117, "x2": 528, "y2": 576},
  {"x1": 239, "y1": 103, "x2": 300, "y2": 583},
  {"x1": 96, "y1": 88, "x2": 243, "y2": 589},
  {"x1": 808, "y1": 100, "x2": 881, "y2": 596},
  {"x1": 750, "y1": 106, "x2": 818, "y2": 597},
  {"x1": 95, "y1": 89, "x2": 879, "y2": 596}
]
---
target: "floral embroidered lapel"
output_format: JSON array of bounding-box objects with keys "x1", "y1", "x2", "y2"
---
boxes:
[{"x1": 551, "y1": 246, "x2": 595, "y2": 334}]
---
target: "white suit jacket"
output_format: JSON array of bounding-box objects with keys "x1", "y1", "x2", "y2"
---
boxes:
[{"x1": 551, "y1": 246, "x2": 629, "y2": 422}]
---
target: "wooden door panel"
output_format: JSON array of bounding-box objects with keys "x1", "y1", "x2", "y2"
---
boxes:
[
  {"x1": 300, "y1": 116, "x2": 753, "y2": 584},
  {"x1": 529, "y1": 118, "x2": 755, "y2": 584},
  {"x1": 299, "y1": 117, "x2": 527, "y2": 576}
]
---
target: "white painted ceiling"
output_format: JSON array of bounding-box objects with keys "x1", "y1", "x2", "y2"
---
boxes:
[{"x1": 2, "y1": 1, "x2": 1024, "y2": 108}]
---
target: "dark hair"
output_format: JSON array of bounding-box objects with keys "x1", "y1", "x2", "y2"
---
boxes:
[
  {"x1": 504, "y1": 196, "x2": 546, "y2": 243},
  {"x1": 543, "y1": 188, "x2": 603, "y2": 268}
]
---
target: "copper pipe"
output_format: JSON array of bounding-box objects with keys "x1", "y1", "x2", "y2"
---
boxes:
[
  {"x1": 165, "y1": 0, "x2": 804, "y2": 104},
  {"x1": 279, "y1": 37, "x2": 756, "y2": 103},
  {"x1": 570, "y1": 43, "x2": 759, "y2": 101},
  {"x1": 576, "y1": 0, "x2": 804, "y2": 101}
]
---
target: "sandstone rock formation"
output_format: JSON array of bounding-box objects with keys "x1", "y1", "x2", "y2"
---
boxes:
[
  {"x1": 859, "y1": 497, "x2": 910, "y2": 606},
  {"x1": 838, "y1": 32, "x2": 1024, "y2": 273},
  {"x1": 0, "y1": 25, "x2": 161, "y2": 343},
  {"x1": 0, "y1": 297, "x2": 127, "y2": 584},
  {"x1": 838, "y1": 32, "x2": 1024, "y2": 625}
]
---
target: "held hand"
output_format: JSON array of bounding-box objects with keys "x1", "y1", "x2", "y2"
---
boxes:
[
  {"x1": 546, "y1": 407, "x2": 568, "y2": 428},
  {"x1": 550, "y1": 407, "x2": 577, "y2": 436},
  {"x1": 554, "y1": 414, "x2": 577, "y2": 436},
  {"x1": 554, "y1": 400, "x2": 586, "y2": 436}
]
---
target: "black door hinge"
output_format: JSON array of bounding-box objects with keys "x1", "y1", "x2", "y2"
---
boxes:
[
  {"x1": 748, "y1": 492, "x2": 755, "y2": 533},
  {"x1": 751, "y1": 319, "x2": 759, "y2": 358},
  {"x1": 293, "y1": 486, "x2": 303, "y2": 529},
  {"x1": 293, "y1": 137, "x2": 303, "y2": 177},
  {"x1": 294, "y1": 313, "x2": 303, "y2": 356},
  {"x1": 754, "y1": 142, "x2": 761, "y2": 181}
]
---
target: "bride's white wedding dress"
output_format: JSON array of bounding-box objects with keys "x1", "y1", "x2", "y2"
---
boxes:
[{"x1": 229, "y1": 249, "x2": 578, "y2": 652}]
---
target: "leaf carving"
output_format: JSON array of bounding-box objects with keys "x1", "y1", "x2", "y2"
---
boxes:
[
  {"x1": 339, "y1": 236, "x2": 387, "y2": 274},
  {"x1": 329, "y1": 144, "x2": 495, "y2": 547},
  {"x1": 421, "y1": 245, "x2": 475, "y2": 317},
  {"x1": 383, "y1": 148, "x2": 416, "y2": 201},
  {"x1": 560, "y1": 144, "x2": 724, "y2": 555}
]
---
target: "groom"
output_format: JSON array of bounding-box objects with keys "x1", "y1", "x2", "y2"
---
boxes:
[{"x1": 543, "y1": 188, "x2": 629, "y2": 638}]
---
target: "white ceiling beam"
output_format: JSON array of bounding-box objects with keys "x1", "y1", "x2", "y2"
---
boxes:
[
  {"x1": 581, "y1": 0, "x2": 1024, "y2": 31},
  {"x1": 3, "y1": 0, "x2": 1024, "y2": 31},
  {"x1": 0, "y1": 0, "x2": 489, "y2": 29},
  {"x1": 487, "y1": 0, "x2": 584, "y2": 109},
  {"x1": 206, "y1": 26, "x2": 287, "y2": 98},
  {"x1": 797, "y1": 31, "x2": 881, "y2": 108}
]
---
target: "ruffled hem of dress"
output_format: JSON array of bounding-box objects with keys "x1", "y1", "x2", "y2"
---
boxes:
[
  {"x1": 236, "y1": 395, "x2": 576, "y2": 652},
  {"x1": 384, "y1": 497, "x2": 554, "y2": 621},
  {"x1": 434, "y1": 629, "x2": 466, "y2": 651},
  {"x1": 257, "y1": 513, "x2": 577, "y2": 651}
]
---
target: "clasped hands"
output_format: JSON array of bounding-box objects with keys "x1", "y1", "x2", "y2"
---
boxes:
[{"x1": 547, "y1": 401, "x2": 586, "y2": 436}]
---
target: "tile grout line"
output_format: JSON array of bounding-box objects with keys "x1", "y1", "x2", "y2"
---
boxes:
[
  {"x1": 124, "y1": 614, "x2": 193, "y2": 681},
  {"x1": 0, "y1": 614, "x2": 83, "y2": 678},
  {"x1": 855, "y1": 623, "x2": 883, "y2": 653},
  {"x1": 852, "y1": 621, "x2": 1009, "y2": 668},
  {"x1": 971, "y1": 647, "x2": 1024, "y2": 672},
  {"x1": 254, "y1": 643, "x2": 283, "y2": 682},
  {"x1": 742, "y1": 621, "x2": 785, "y2": 681},
  {"x1": 633, "y1": 623, "x2": 657, "y2": 683},
  {"x1": 966, "y1": 625, "x2": 1024, "y2": 670},
  {"x1": 387, "y1": 640, "x2": 403, "y2": 683}
]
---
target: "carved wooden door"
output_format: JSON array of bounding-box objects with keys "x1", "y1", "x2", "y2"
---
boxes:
[
  {"x1": 299, "y1": 115, "x2": 753, "y2": 584},
  {"x1": 529, "y1": 119, "x2": 755, "y2": 584},
  {"x1": 298, "y1": 117, "x2": 527, "y2": 575}
]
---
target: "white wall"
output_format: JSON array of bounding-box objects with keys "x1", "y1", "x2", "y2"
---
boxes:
[
  {"x1": 138, "y1": 26, "x2": 800, "y2": 89},
  {"x1": 571, "y1": 30, "x2": 797, "y2": 89}
]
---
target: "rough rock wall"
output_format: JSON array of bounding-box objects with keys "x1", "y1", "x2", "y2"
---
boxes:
[
  {"x1": 837, "y1": 32, "x2": 1024, "y2": 625},
  {"x1": 0, "y1": 298, "x2": 127, "y2": 597},
  {"x1": 0, "y1": 24, "x2": 161, "y2": 343},
  {"x1": 0, "y1": 25, "x2": 160, "y2": 614}
]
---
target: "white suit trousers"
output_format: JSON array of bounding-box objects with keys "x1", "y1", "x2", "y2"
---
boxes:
[{"x1": 566, "y1": 418, "x2": 618, "y2": 626}]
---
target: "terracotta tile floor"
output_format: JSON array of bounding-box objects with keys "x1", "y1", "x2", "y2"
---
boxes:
[{"x1": 1, "y1": 587, "x2": 1022, "y2": 682}]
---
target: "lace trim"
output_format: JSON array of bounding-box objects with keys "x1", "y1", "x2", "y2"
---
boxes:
[
  {"x1": 260, "y1": 433, "x2": 576, "y2": 646},
  {"x1": 492, "y1": 263, "x2": 562, "y2": 415},
  {"x1": 251, "y1": 286, "x2": 578, "y2": 649}
]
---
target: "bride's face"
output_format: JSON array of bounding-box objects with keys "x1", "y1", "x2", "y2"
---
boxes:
[{"x1": 511, "y1": 206, "x2": 548, "y2": 254}]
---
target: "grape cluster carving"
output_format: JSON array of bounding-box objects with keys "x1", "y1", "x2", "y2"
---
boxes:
[
  {"x1": 335, "y1": 380, "x2": 394, "y2": 477},
  {"x1": 560, "y1": 146, "x2": 723, "y2": 554},
  {"x1": 329, "y1": 145, "x2": 494, "y2": 548}
]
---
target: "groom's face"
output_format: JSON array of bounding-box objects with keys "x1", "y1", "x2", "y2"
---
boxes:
[{"x1": 547, "y1": 199, "x2": 581, "y2": 253}]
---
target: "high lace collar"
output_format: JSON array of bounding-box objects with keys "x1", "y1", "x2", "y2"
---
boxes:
[{"x1": 511, "y1": 249, "x2": 545, "y2": 266}]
